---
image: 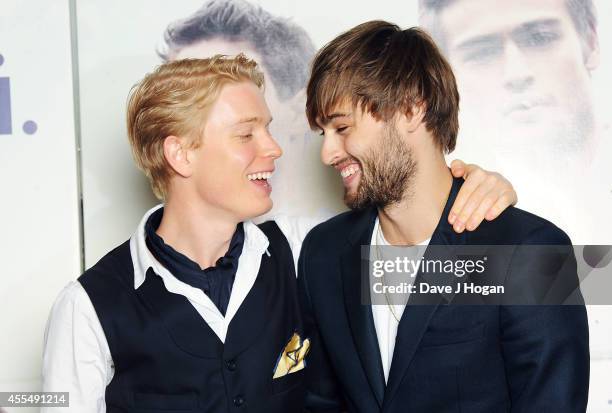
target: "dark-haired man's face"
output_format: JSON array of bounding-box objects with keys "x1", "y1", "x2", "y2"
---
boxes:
[
  {"x1": 318, "y1": 104, "x2": 417, "y2": 210},
  {"x1": 437, "y1": 0, "x2": 597, "y2": 158}
]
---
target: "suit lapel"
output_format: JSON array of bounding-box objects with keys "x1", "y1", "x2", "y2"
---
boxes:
[
  {"x1": 383, "y1": 177, "x2": 468, "y2": 409},
  {"x1": 341, "y1": 208, "x2": 386, "y2": 408}
]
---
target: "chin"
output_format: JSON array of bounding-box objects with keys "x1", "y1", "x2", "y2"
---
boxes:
[{"x1": 243, "y1": 200, "x2": 273, "y2": 220}]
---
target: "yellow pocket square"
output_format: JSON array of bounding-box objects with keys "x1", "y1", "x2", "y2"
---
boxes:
[{"x1": 273, "y1": 332, "x2": 311, "y2": 379}]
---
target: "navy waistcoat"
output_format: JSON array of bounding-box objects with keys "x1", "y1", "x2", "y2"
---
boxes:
[{"x1": 79, "y1": 221, "x2": 306, "y2": 413}]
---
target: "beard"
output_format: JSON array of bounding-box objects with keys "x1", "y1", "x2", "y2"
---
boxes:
[{"x1": 345, "y1": 123, "x2": 417, "y2": 210}]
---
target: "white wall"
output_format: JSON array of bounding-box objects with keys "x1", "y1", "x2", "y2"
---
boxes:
[{"x1": 0, "y1": 1, "x2": 80, "y2": 412}]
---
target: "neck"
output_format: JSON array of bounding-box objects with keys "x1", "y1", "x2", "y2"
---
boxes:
[
  {"x1": 378, "y1": 151, "x2": 452, "y2": 246},
  {"x1": 157, "y1": 194, "x2": 240, "y2": 270}
]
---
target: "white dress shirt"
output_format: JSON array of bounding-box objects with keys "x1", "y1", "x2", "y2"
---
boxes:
[
  {"x1": 41, "y1": 205, "x2": 319, "y2": 413},
  {"x1": 370, "y1": 217, "x2": 430, "y2": 383}
]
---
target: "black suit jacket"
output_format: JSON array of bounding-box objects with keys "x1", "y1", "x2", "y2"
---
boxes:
[{"x1": 298, "y1": 177, "x2": 589, "y2": 413}]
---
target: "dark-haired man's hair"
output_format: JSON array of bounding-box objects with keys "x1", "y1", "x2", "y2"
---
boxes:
[{"x1": 306, "y1": 21, "x2": 459, "y2": 153}]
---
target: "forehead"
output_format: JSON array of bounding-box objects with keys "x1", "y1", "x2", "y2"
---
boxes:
[
  {"x1": 439, "y1": 0, "x2": 575, "y2": 49},
  {"x1": 207, "y1": 81, "x2": 271, "y2": 127},
  {"x1": 316, "y1": 100, "x2": 355, "y2": 126}
]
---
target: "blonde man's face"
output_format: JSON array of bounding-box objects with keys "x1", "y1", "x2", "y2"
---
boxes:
[{"x1": 188, "y1": 81, "x2": 282, "y2": 220}]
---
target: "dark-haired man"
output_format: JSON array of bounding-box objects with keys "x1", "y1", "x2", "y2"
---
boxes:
[{"x1": 299, "y1": 21, "x2": 589, "y2": 412}]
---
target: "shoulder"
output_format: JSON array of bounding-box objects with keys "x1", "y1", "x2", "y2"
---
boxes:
[
  {"x1": 301, "y1": 209, "x2": 369, "y2": 257},
  {"x1": 45, "y1": 281, "x2": 101, "y2": 339},
  {"x1": 78, "y1": 240, "x2": 133, "y2": 291},
  {"x1": 472, "y1": 206, "x2": 572, "y2": 245},
  {"x1": 50, "y1": 281, "x2": 94, "y2": 316}
]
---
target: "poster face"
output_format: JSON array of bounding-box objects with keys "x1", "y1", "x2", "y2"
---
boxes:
[{"x1": 419, "y1": 0, "x2": 612, "y2": 246}]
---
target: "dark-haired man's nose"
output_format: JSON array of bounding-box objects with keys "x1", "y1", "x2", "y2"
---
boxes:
[
  {"x1": 320, "y1": 132, "x2": 346, "y2": 166},
  {"x1": 503, "y1": 41, "x2": 534, "y2": 93}
]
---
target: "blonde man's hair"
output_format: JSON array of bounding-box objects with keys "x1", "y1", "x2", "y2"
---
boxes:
[{"x1": 126, "y1": 54, "x2": 264, "y2": 199}]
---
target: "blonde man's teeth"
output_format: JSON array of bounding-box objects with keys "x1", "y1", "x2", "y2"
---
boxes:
[{"x1": 248, "y1": 172, "x2": 272, "y2": 180}]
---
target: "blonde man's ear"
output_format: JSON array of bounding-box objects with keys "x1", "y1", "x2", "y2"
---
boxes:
[{"x1": 163, "y1": 135, "x2": 193, "y2": 178}]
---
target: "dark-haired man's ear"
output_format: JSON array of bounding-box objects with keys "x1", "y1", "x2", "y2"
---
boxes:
[
  {"x1": 402, "y1": 102, "x2": 426, "y2": 133},
  {"x1": 163, "y1": 135, "x2": 193, "y2": 178}
]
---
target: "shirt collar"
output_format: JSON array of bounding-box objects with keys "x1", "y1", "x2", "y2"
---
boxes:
[{"x1": 129, "y1": 204, "x2": 270, "y2": 289}]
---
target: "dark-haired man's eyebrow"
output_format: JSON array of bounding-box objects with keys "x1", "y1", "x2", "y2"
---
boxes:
[
  {"x1": 328, "y1": 112, "x2": 351, "y2": 120},
  {"x1": 315, "y1": 111, "x2": 352, "y2": 131},
  {"x1": 322, "y1": 112, "x2": 351, "y2": 125}
]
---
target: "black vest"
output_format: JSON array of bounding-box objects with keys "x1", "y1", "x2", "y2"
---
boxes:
[{"x1": 79, "y1": 221, "x2": 306, "y2": 413}]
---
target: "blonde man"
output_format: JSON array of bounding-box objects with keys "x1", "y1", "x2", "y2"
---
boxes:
[{"x1": 42, "y1": 55, "x2": 517, "y2": 413}]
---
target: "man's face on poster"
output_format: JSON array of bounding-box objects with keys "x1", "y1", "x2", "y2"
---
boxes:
[{"x1": 437, "y1": 0, "x2": 598, "y2": 155}]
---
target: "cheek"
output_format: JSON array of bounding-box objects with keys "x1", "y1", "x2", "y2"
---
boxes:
[
  {"x1": 344, "y1": 137, "x2": 361, "y2": 158},
  {"x1": 199, "y1": 143, "x2": 257, "y2": 187},
  {"x1": 533, "y1": 54, "x2": 589, "y2": 98},
  {"x1": 454, "y1": 64, "x2": 504, "y2": 102},
  {"x1": 229, "y1": 143, "x2": 257, "y2": 171}
]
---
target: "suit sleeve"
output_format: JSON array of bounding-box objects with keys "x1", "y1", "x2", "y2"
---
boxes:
[
  {"x1": 500, "y1": 226, "x2": 589, "y2": 412},
  {"x1": 298, "y1": 232, "x2": 347, "y2": 413}
]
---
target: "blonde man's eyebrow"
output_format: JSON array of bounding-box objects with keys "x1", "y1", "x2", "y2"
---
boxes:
[
  {"x1": 233, "y1": 116, "x2": 273, "y2": 126},
  {"x1": 234, "y1": 117, "x2": 259, "y2": 125}
]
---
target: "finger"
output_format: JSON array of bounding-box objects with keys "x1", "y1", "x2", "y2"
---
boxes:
[
  {"x1": 485, "y1": 173, "x2": 516, "y2": 207},
  {"x1": 461, "y1": 162, "x2": 482, "y2": 178},
  {"x1": 448, "y1": 167, "x2": 486, "y2": 225},
  {"x1": 485, "y1": 190, "x2": 515, "y2": 221},
  {"x1": 454, "y1": 175, "x2": 498, "y2": 232},
  {"x1": 465, "y1": 190, "x2": 496, "y2": 231},
  {"x1": 450, "y1": 159, "x2": 467, "y2": 177},
  {"x1": 505, "y1": 185, "x2": 518, "y2": 207}
]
